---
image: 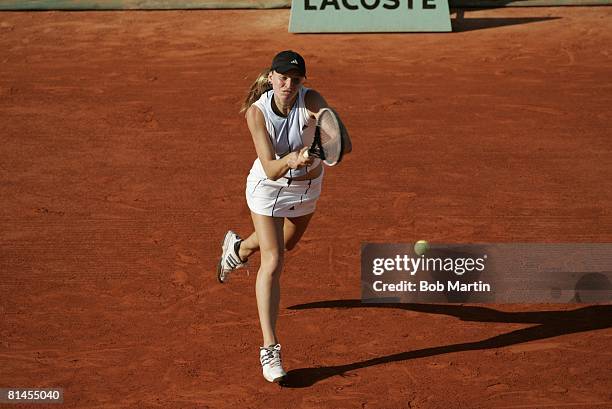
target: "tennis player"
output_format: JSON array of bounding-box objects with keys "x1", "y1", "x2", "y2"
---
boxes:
[{"x1": 216, "y1": 50, "x2": 351, "y2": 383}]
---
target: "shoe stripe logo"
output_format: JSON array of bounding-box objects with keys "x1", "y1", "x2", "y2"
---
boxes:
[{"x1": 228, "y1": 254, "x2": 238, "y2": 266}]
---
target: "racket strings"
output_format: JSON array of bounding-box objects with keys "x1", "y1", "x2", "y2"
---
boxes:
[{"x1": 318, "y1": 112, "x2": 342, "y2": 163}]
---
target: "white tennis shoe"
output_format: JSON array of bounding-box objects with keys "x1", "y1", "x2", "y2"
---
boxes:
[
  {"x1": 259, "y1": 344, "x2": 287, "y2": 383},
  {"x1": 216, "y1": 230, "x2": 246, "y2": 283}
]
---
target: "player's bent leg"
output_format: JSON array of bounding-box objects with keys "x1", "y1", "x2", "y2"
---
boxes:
[
  {"x1": 233, "y1": 211, "x2": 315, "y2": 265},
  {"x1": 238, "y1": 231, "x2": 259, "y2": 261},
  {"x1": 284, "y1": 212, "x2": 314, "y2": 251}
]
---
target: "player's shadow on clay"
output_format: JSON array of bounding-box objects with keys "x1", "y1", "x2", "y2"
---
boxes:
[{"x1": 280, "y1": 301, "x2": 611, "y2": 388}]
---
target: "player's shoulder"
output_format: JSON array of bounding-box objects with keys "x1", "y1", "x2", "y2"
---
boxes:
[
  {"x1": 246, "y1": 103, "x2": 265, "y2": 125},
  {"x1": 304, "y1": 88, "x2": 328, "y2": 114}
]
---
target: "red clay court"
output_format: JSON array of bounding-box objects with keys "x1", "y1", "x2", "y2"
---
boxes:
[{"x1": 1, "y1": 5, "x2": 611, "y2": 408}]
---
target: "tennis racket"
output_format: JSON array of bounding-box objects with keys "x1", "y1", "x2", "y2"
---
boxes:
[{"x1": 303, "y1": 108, "x2": 344, "y2": 166}]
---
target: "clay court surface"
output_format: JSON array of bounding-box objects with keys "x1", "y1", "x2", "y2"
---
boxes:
[{"x1": 1, "y1": 6, "x2": 611, "y2": 408}]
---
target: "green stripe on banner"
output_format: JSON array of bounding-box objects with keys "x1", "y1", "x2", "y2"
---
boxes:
[
  {"x1": 0, "y1": 0, "x2": 291, "y2": 10},
  {"x1": 0, "y1": 0, "x2": 610, "y2": 10}
]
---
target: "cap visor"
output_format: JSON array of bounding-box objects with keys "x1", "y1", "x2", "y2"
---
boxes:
[{"x1": 273, "y1": 64, "x2": 306, "y2": 76}]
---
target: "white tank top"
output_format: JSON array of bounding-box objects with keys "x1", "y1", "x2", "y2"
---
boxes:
[{"x1": 250, "y1": 87, "x2": 319, "y2": 179}]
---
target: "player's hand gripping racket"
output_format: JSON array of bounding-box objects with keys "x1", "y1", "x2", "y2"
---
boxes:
[{"x1": 303, "y1": 108, "x2": 344, "y2": 166}]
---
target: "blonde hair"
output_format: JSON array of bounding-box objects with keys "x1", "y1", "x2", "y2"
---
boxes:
[{"x1": 240, "y1": 68, "x2": 272, "y2": 114}]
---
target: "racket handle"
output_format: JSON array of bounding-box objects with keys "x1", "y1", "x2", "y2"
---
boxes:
[{"x1": 303, "y1": 150, "x2": 309, "y2": 158}]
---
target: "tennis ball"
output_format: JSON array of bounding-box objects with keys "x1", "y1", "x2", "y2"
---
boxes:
[{"x1": 414, "y1": 240, "x2": 429, "y2": 256}]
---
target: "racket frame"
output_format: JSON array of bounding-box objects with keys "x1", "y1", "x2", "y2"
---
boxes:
[{"x1": 308, "y1": 108, "x2": 344, "y2": 166}]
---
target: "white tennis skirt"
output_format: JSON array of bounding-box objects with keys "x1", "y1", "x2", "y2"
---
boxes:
[{"x1": 246, "y1": 170, "x2": 324, "y2": 218}]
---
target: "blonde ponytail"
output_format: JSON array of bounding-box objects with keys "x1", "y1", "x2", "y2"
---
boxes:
[{"x1": 240, "y1": 68, "x2": 272, "y2": 114}]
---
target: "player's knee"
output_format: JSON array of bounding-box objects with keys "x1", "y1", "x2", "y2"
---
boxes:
[{"x1": 260, "y1": 251, "x2": 284, "y2": 274}]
